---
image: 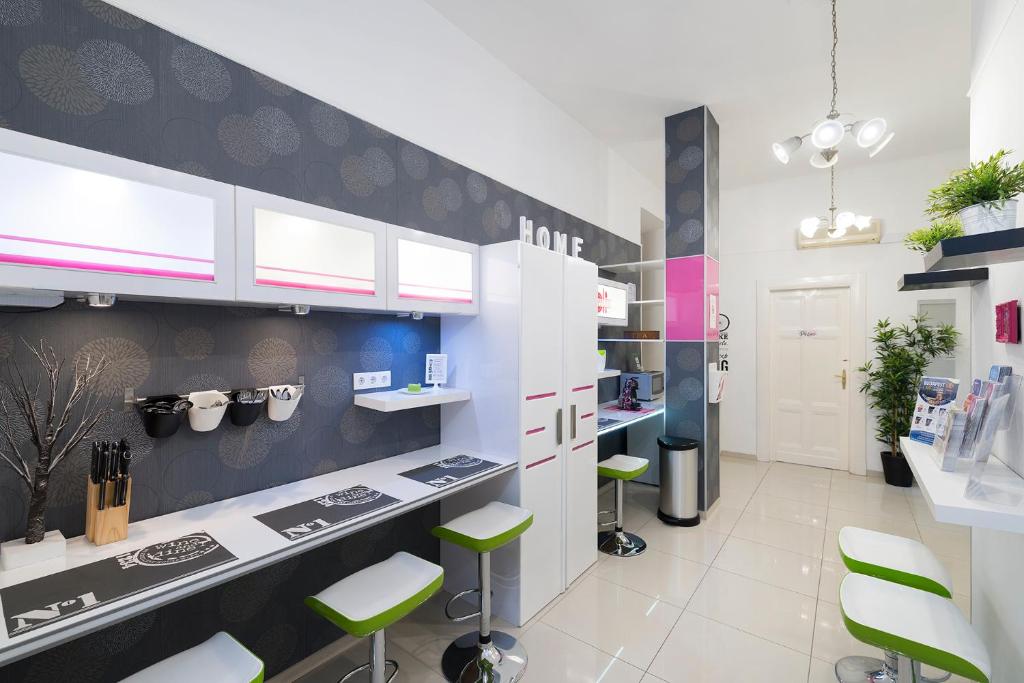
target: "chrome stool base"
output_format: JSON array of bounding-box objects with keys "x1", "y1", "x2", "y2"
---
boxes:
[
  {"x1": 598, "y1": 530, "x2": 647, "y2": 557},
  {"x1": 441, "y1": 630, "x2": 527, "y2": 683},
  {"x1": 835, "y1": 655, "x2": 889, "y2": 683}
]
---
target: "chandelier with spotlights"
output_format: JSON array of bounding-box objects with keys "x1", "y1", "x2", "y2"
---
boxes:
[{"x1": 771, "y1": 0, "x2": 894, "y2": 169}]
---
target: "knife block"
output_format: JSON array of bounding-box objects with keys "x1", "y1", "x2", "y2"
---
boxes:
[{"x1": 85, "y1": 477, "x2": 132, "y2": 546}]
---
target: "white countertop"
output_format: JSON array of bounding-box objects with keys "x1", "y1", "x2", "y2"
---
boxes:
[
  {"x1": 0, "y1": 444, "x2": 515, "y2": 666},
  {"x1": 596, "y1": 399, "x2": 665, "y2": 436},
  {"x1": 353, "y1": 386, "x2": 471, "y2": 412},
  {"x1": 901, "y1": 436, "x2": 1024, "y2": 533}
]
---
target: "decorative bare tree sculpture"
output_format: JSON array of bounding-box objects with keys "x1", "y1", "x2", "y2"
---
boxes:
[{"x1": 0, "y1": 340, "x2": 109, "y2": 544}]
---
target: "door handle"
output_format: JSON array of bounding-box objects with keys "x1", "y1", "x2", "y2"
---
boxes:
[
  {"x1": 570, "y1": 404, "x2": 577, "y2": 440},
  {"x1": 834, "y1": 369, "x2": 847, "y2": 389},
  {"x1": 556, "y1": 408, "x2": 563, "y2": 445}
]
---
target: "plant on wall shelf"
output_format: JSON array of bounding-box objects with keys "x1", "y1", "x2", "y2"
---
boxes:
[
  {"x1": 0, "y1": 340, "x2": 109, "y2": 544},
  {"x1": 858, "y1": 316, "x2": 958, "y2": 486},
  {"x1": 904, "y1": 218, "x2": 964, "y2": 254},
  {"x1": 926, "y1": 149, "x2": 1024, "y2": 234}
]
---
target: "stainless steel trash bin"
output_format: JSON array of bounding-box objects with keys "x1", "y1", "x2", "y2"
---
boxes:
[{"x1": 657, "y1": 435, "x2": 700, "y2": 526}]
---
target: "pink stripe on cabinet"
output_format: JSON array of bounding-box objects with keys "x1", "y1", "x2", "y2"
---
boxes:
[
  {"x1": 397, "y1": 292, "x2": 473, "y2": 304},
  {"x1": 0, "y1": 253, "x2": 214, "y2": 281},
  {"x1": 255, "y1": 278, "x2": 374, "y2": 295},
  {"x1": 572, "y1": 384, "x2": 594, "y2": 392},
  {"x1": 571, "y1": 440, "x2": 594, "y2": 452},
  {"x1": 525, "y1": 392, "x2": 556, "y2": 401},
  {"x1": 256, "y1": 264, "x2": 375, "y2": 283},
  {"x1": 580, "y1": 412, "x2": 594, "y2": 420},
  {"x1": 525, "y1": 454, "x2": 557, "y2": 469},
  {"x1": 0, "y1": 233, "x2": 214, "y2": 264},
  {"x1": 525, "y1": 427, "x2": 545, "y2": 436}
]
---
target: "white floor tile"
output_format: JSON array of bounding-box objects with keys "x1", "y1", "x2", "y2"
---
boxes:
[
  {"x1": 518, "y1": 621, "x2": 645, "y2": 683},
  {"x1": 647, "y1": 611, "x2": 810, "y2": 683},
  {"x1": 822, "y1": 531, "x2": 842, "y2": 564},
  {"x1": 756, "y1": 476, "x2": 830, "y2": 506},
  {"x1": 541, "y1": 575, "x2": 681, "y2": 669},
  {"x1": 732, "y1": 512, "x2": 826, "y2": 558},
  {"x1": 702, "y1": 504, "x2": 743, "y2": 535},
  {"x1": 713, "y1": 536, "x2": 822, "y2": 597},
  {"x1": 817, "y1": 561, "x2": 849, "y2": 604},
  {"x1": 828, "y1": 489, "x2": 915, "y2": 519},
  {"x1": 594, "y1": 548, "x2": 708, "y2": 608},
  {"x1": 811, "y1": 600, "x2": 877, "y2": 664},
  {"x1": 765, "y1": 462, "x2": 833, "y2": 484},
  {"x1": 824, "y1": 508, "x2": 920, "y2": 540},
  {"x1": 638, "y1": 518, "x2": 729, "y2": 564},
  {"x1": 807, "y1": 657, "x2": 840, "y2": 683},
  {"x1": 747, "y1": 493, "x2": 828, "y2": 528},
  {"x1": 687, "y1": 568, "x2": 817, "y2": 653},
  {"x1": 298, "y1": 639, "x2": 445, "y2": 683}
]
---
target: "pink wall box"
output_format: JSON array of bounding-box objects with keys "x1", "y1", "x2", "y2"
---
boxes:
[{"x1": 995, "y1": 300, "x2": 1020, "y2": 344}]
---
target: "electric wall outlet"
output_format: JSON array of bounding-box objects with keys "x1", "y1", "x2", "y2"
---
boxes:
[{"x1": 353, "y1": 371, "x2": 391, "y2": 390}]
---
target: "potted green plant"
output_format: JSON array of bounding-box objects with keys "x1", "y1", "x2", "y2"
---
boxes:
[
  {"x1": 904, "y1": 217, "x2": 964, "y2": 254},
  {"x1": 858, "y1": 316, "x2": 958, "y2": 487},
  {"x1": 926, "y1": 149, "x2": 1024, "y2": 235}
]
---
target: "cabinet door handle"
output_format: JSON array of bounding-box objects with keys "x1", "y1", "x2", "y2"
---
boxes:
[
  {"x1": 570, "y1": 404, "x2": 577, "y2": 440},
  {"x1": 556, "y1": 408, "x2": 563, "y2": 445}
]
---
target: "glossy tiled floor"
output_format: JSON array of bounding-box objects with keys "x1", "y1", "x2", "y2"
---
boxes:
[{"x1": 301, "y1": 455, "x2": 972, "y2": 683}]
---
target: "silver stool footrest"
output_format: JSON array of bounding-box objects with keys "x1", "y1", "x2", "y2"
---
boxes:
[
  {"x1": 339, "y1": 659, "x2": 398, "y2": 683},
  {"x1": 445, "y1": 588, "x2": 483, "y2": 623},
  {"x1": 441, "y1": 630, "x2": 527, "y2": 682}
]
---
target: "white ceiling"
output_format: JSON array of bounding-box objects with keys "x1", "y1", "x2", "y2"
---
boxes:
[{"x1": 424, "y1": 0, "x2": 970, "y2": 190}]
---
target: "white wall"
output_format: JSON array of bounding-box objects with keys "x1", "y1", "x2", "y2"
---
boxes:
[
  {"x1": 104, "y1": 0, "x2": 660, "y2": 245},
  {"x1": 719, "y1": 148, "x2": 970, "y2": 471},
  {"x1": 968, "y1": 1, "x2": 1024, "y2": 677}
]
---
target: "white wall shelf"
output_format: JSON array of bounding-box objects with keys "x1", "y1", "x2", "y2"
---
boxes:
[
  {"x1": 598, "y1": 338, "x2": 663, "y2": 344},
  {"x1": 597, "y1": 369, "x2": 621, "y2": 380},
  {"x1": 598, "y1": 259, "x2": 664, "y2": 274},
  {"x1": 629, "y1": 299, "x2": 664, "y2": 305},
  {"x1": 901, "y1": 436, "x2": 1024, "y2": 534},
  {"x1": 354, "y1": 387, "x2": 470, "y2": 412}
]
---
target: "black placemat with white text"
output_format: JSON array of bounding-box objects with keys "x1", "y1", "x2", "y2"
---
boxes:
[
  {"x1": 2, "y1": 532, "x2": 236, "y2": 637},
  {"x1": 398, "y1": 455, "x2": 501, "y2": 489},
  {"x1": 254, "y1": 485, "x2": 401, "y2": 541}
]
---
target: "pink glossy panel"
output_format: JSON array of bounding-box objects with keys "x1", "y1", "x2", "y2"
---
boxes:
[
  {"x1": 706, "y1": 256, "x2": 720, "y2": 341},
  {"x1": 666, "y1": 255, "x2": 704, "y2": 341}
]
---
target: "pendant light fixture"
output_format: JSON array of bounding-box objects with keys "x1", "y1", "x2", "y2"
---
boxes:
[
  {"x1": 799, "y1": 164, "x2": 872, "y2": 240},
  {"x1": 771, "y1": 0, "x2": 893, "y2": 167}
]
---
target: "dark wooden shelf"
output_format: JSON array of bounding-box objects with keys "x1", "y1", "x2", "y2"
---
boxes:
[
  {"x1": 898, "y1": 268, "x2": 989, "y2": 291},
  {"x1": 925, "y1": 227, "x2": 1024, "y2": 272}
]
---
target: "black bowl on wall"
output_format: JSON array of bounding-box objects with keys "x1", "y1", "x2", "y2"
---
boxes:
[
  {"x1": 229, "y1": 390, "x2": 266, "y2": 426},
  {"x1": 139, "y1": 395, "x2": 191, "y2": 438}
]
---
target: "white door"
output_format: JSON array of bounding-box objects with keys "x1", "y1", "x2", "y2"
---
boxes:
[
  {"x1": 517, "y1": 244, "x2": 565, "y2": 619},
  {"x1": 768, "y1": 287, "x2": 850, "y2": 470},
  {"x1": 562, "y1": 255, "x2": 598, "y2": 586}
]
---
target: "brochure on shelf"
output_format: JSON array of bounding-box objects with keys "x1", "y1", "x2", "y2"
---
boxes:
[{"x1": 909, "y1": 377, "x2": 959, "y2": 446}]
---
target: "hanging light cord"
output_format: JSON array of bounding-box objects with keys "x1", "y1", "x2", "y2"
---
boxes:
[
  {"x1": 828, "y1": 165, "x2": 837, "y2": 232},
  {"x1": 828, "y1": 0, "x2": 839, "y2": 119}
]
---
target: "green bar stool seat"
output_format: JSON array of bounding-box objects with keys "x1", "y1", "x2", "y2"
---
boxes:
[
  {"x1": 597, "y1": 454, "x2": 649, "y2": 557},
  {"x1": 433, "y1": 501, "x2": 533, "y2": 682},
  {"x1": 120, "y1": 631, "x2": 264, "y2": 683},
  {"x1": 840, "y1": 574, "x2": 990, "y2": 683},
  {"x1": 306, "y1": 551, "x2": 443, "y2": 683},
  {"x1": 835, "y1": 526, "x2": 958, "y2": 682}
]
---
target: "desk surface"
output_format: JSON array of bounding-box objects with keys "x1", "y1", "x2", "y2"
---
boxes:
[
  {"x1": 901, "y1": 436, "x2": 1024, "y2": 534},
  {"x1": 0, "y1": 445, "x2": 515, "y2": 666},
  {"x1": 596, "y1": 399, "x2": 665, "y2": 436}
]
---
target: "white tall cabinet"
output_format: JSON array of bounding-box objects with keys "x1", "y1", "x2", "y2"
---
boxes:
[{"x1": 440, "y1": 240, "x2": 597, "y2": 625}]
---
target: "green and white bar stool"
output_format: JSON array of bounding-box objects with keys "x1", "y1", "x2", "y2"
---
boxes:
[
  {"x1": 836, "y1": 526, "x2": 958, "y2": 682},
  {"x1": 433, "y1": 501, "x2": 533, "y2": 682},
  {"x1": 597, "y1": 454, "x2": 649, "y2": 557},
  {"x1": 305, "y1": 551, "x2": 443, "y2": 683},
  {"x1": 120, "y1": 631, "x2": 264, "y2": 683},
  {"x1": 840, "y1": 573, "x2": 990, "y2": 683}
]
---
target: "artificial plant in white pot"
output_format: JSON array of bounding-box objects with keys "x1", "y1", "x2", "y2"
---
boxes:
[{"x1": 926, "y1": 150, "x2": 1024, "y2": 235}]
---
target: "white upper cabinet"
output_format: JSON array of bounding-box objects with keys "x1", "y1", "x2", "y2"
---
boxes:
[
  {"x1": 235, "y1": 188, "x2": 387, "y2": 311},
  {"x1": 0, "y1": 128, "x2": 234, "y2": 301},
  {"x1": 386, "y1": 225, "x2": 479, "y2": 315}
]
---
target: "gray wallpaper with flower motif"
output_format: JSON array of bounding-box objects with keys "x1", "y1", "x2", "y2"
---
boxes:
[{"x1": 0, "y1": 1, "x2": 639, "y2": 679}]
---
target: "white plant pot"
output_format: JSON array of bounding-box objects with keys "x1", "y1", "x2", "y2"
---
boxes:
[
  {"x1": 596, "y1": 350, "x2": 607, "y2": 371},
  {"x1": 268, "y1": 384, "x2": 303, "y2": 421},
  {"x1": 187, "y1": 390, "x2": 229, "y2": 432},
  {"x1": 0, "y1": 529, "x2": 67, "y2": 571},
  {"x1": 958, "y1": 200, "x2": 1018, "y2": 235}
]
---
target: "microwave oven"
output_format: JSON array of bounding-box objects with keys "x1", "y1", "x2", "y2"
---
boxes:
[
  {"x1": 597, "y1": 277, "x2": 630, "y2": 327},
  {"x1": 620, "y1": 371, "x2": 664, "y2": 401}
]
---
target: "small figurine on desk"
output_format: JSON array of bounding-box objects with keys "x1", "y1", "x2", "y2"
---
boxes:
[{"x1": 618, "y1": 377, "x2": 642, "y2": 411}]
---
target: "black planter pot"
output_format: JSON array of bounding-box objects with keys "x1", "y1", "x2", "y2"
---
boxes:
[{"x1": 880, "y1": 451, "x2": 914, "y2": 487}]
